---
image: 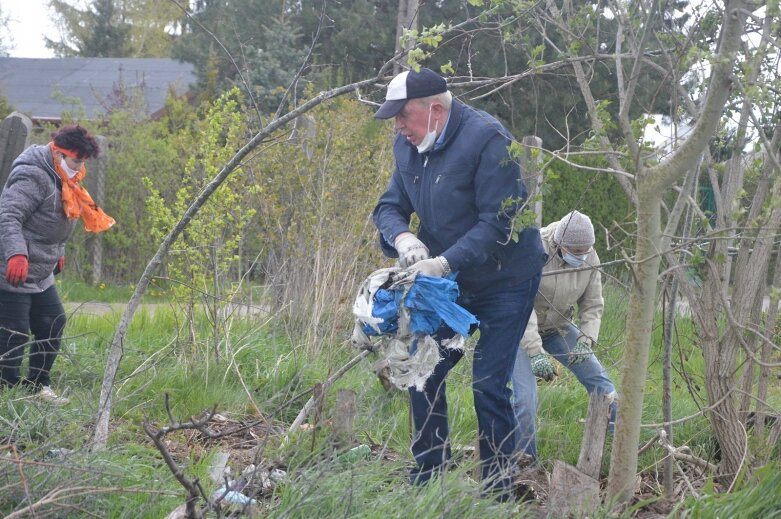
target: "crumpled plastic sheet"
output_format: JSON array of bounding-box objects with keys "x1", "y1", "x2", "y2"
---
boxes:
[
  {"x1": 404, "y1": 274, "x2": 477, "y2": 336},
  {"x1": 352, "y1": 267, "x2": 399, "y2": 333},
  {"x1": 351, "y1": 268, "x2": 478, "y2": 391}
]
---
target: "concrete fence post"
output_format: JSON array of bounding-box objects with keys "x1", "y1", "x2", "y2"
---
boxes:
[
  {"x1": 521, "y1": 135, "x2": 544, "y2": 226},
  {"x1": 0, "y1": 112, "x2": 33, "y2": 190},
  {"x1": 86, "y1": 135, "x2": 109, "y2": 285}
]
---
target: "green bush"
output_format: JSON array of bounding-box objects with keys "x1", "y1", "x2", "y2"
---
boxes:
[{"x1": 541, "y1": 156, "x2": 634, "y2": 263}]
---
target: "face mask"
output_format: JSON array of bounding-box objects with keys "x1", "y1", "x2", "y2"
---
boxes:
[
  {"x1": 60, "y1": 158, "x2": 80, "y2": 179},
  {"x1": 562, "y1": 251, "x2": 587, "y2": 268},
  {"x1": 416, "y1": 104, "x2": 439, "y2": 154}
]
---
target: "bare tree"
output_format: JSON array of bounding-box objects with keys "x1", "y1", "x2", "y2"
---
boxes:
[
  {"x1": 637, "y1": 2, "x2": 780, "y2": 491},
  {"x1": 526, "y1": 0, "x2": 757, "y2": 502}
]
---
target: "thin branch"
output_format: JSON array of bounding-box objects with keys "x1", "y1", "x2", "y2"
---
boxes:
[
  {"x1": 4, "y1": 486, "x2": 151, "y2": 519},
  {"x1": 637, "y1": 431, "x2": 660, "y2": 457},
  {"x1": 143, "y1": 394, "x2": 219, "y2": 518},
  {"x1": 540, "y1": 149, "x2": 635, "y2": 180},
  {"x1": 658, "y1": 429, "x2": 718, "y2": 474},
  {"x1": 272, "y1": 0, "x2": 326, "y2": 121},
  {"x1": 641, "y1": 388, "x2": 735, "y2": 429}
]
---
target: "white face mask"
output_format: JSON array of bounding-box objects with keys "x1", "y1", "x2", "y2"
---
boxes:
[
  {"x1": 416, "y1": 104, "x2": 439, "y2": 154},
  {"x1": 60, "y1": 157, "x2": 80, "y2": 179}
]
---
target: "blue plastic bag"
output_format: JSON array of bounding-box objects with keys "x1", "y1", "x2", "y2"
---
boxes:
[{"x1": 362, "y1": 274, "x2": 478, "y2": 337}]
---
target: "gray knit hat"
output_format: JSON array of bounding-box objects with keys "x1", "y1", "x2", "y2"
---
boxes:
[{"x1": 553, "y1": 211, "x2": 595, "y2": 248}]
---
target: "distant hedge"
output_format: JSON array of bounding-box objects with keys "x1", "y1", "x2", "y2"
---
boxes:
[{"x1": 539, "y1": 157, "x2": 634, "y2": 264}]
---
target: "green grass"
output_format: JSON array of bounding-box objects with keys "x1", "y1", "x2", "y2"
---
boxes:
[
  {"x1": 55, "y1": 275, "x2": 173, "y2": 303},
  {"x1": 0, "y1": 287, "x2": 778, "y2": 517},
  {"x1": 676, "y1": 464, "x2": 781, "y2": 518}
]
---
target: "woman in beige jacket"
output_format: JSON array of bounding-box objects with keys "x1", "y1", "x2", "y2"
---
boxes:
[{"x1": 512, "y1": 211, "x2": 617, "y2": 461}]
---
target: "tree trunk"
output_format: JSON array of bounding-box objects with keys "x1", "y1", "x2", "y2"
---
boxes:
[
  {"x1": 606, "y1": 184, "x2": 662, "y2": 501},
  {"x1": 711, "y1": 179, "x2": 781, "y2": 482},
  {"x1": 394, "y1": 0, "x2": 419, "y2": 74},
  {"x1": 755, "y1": 247, "x2": 781, "y2": 438},
  {"x1": 606, "y1": 0, "x2": 749, "y2": 501}
]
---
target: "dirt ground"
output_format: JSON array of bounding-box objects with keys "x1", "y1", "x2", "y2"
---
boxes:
[{"x1": 146, "y1": 412, "x2": 695, "y2": 517}]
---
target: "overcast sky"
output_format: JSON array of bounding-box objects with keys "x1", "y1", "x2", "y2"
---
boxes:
[{"x1": 5, "y1": 0, "x2": 58, "y2": 58}]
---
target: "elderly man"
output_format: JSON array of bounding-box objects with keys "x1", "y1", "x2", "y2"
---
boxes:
[
  {"x1": 512, "y1": 210, "x2": 618, "y2": 462},
  {"x1": 371, "y1": 67, "x2": 546, "y2": 497}
]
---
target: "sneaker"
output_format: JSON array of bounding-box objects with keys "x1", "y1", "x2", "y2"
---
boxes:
[{"x1": 36, "y1": 386, "x2": 69, "y2": 405}]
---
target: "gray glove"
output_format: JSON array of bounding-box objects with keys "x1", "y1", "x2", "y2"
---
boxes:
[
  {"x1": 569, "y1": 339, "x2": 593, "y2": 365},
  {"x1": 395, "y1": 233, "x2": 429, "y2": 268},
  {"x1": 405, "y1": 256, "x2": 450, "y2": 278},
  {"x1": 530, "y1": 353, "x2": 556, "y2": 381}
]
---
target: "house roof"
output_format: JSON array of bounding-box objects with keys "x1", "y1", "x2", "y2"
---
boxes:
[{"x1": 0, "y1": 57, "x2": 196, "y2": 121}]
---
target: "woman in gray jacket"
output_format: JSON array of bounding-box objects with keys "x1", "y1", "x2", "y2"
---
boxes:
[
  {"x1": 0, "y1": 125, "x2": 113, "y2": 403},
  {"x1": 512, "y1": 211, "x2": 617, "y2": 461}
]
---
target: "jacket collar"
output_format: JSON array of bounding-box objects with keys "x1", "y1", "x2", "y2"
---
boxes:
[{"x1": 436, "y1": 100, "x2": 465, "y2": 151}]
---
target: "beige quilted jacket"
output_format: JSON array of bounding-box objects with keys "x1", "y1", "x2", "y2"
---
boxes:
[{"x1": 520, "y1": 220, "x2": 603, "y2": 357}]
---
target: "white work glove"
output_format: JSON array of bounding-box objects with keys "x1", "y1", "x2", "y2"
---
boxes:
[
  {"x1": 530, "y1": 353, "x2": 556, "y2": 381},
  {"x1": 569, "y1": 338, "x2": 594, "y2": 365},
  {"x1": 404, "y1": 256, "x2": 450, "y2": 278},
  {"x1": 394, "y1": 232, "x2": 429, "y2": 268}
]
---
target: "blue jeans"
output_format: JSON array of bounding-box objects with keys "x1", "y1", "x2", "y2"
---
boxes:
[
  {"x1": 0, "y1": 286, "x2": 66, "y2": 388},
  {"x1": 409, "y1": 273, "x2": 540, "y2": 495},
  {"x1": 512, "y1": 321, "x2": 617, "y2": 461}
]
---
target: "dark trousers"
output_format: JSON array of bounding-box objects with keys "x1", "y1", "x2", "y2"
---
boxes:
[
  {"x1": 408, "y1": 273, "x2": 540, "y2": 495},
  {"x1": 0, "y1": 286, "x2": 66, "y2": 388}
]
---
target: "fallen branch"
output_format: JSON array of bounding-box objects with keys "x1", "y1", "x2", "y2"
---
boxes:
[
  {"x1": 657, "y1": 429, "x2": 718, "y2": 473},
  {"x1": 143, "y1": 394, "x2": 219, "y2": 519},
  {"x1": 288, "y1": 349, "x2": 371, "y2": 434},
  {"x1": 637, "y1": 431, "x2": 660, "y2": 457},
  {"x1": 5, "y1": 486, "x2": 140, "y2": 519}
]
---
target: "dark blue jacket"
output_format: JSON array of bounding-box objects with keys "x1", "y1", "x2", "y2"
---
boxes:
[{"x1": 373, "y1": 100, "x2": 546, "y2": 294}]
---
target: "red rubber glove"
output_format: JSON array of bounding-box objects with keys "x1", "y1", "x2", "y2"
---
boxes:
[
  {"x1": 54, "y1": 256, "x2": 65, "y2": 275},
  {"x1": 5, "y1": 255, "x2": 28, "y2": 286}
]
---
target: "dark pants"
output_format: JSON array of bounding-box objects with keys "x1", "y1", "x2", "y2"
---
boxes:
[
  {"x1": 408, "y1": 273, "x2": 540, "y2": 495},
  {"x1": 0, "y1": 286, "x2": 66, "y2": 388}
]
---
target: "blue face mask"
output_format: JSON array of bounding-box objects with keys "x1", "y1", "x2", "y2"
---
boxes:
[{"x1": 562, "y1": 252, "x2": 587, "y2": 268}]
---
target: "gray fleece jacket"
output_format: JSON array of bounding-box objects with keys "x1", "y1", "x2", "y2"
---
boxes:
[{"x1": 0, "y1": 144, "x2": 77, "y2": 293}]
